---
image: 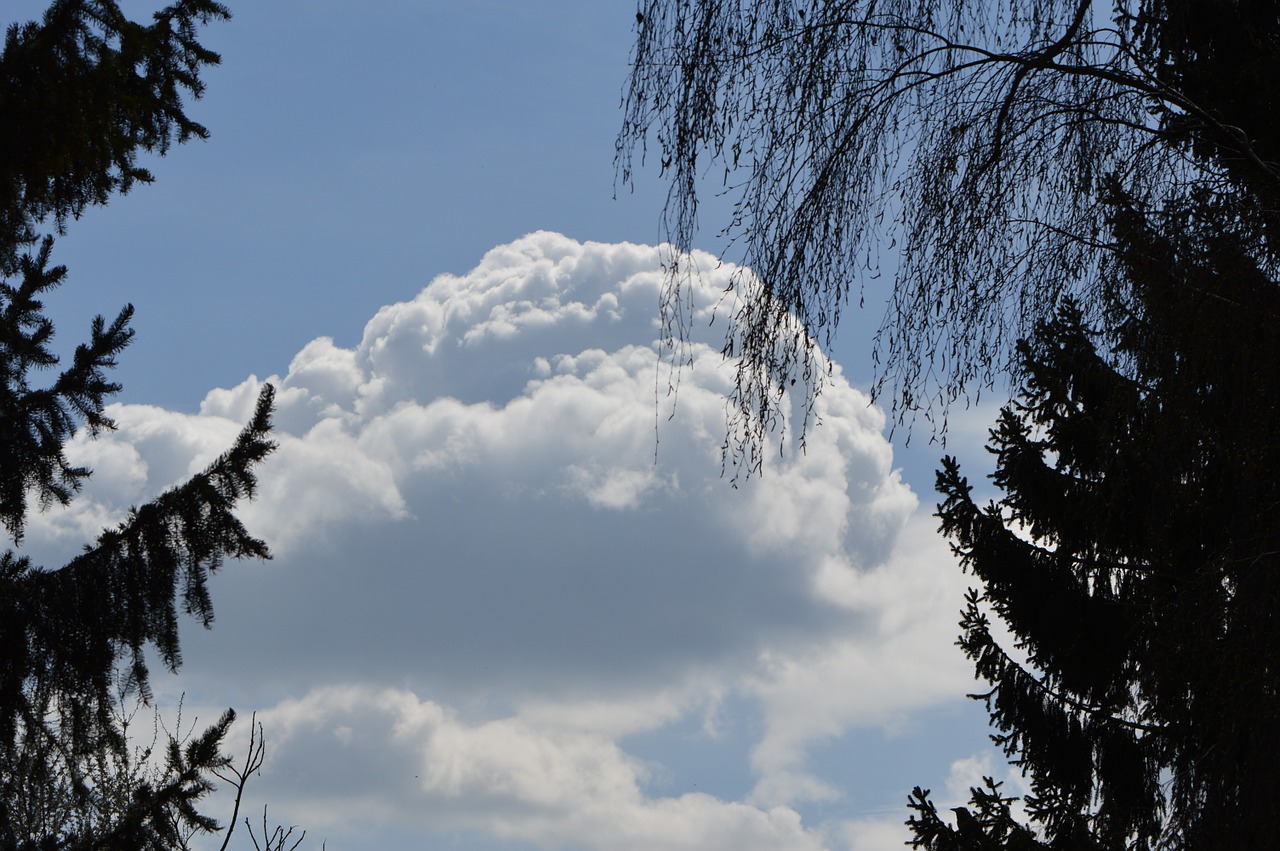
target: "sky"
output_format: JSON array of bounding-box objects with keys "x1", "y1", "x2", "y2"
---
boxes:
[{"x1": 11, "y1": 2, "x2": 1019, "y2": 849}]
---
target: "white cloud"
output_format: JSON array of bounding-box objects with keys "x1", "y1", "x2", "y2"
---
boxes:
[
  {"x1": 745, "y1": 515, "x2": 973, "y2": 808},
  {"x1": 841, "y1": 817, "x2": 915, "y2": 851},
  {"x1": 23, "y1": 233, "x2": 979, "y2": 849},
  {"x1": 251, "y1": 686, "x2": 830, "y2": 851}
]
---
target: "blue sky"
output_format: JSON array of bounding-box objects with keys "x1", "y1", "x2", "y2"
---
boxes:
[{"x1": 12, "y1": 3, "x2": 1015, "y2": 849}]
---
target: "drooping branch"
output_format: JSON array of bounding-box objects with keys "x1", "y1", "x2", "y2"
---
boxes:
[{"x1": 618, "y1": 0, "x2": 1280, "y2": 464}]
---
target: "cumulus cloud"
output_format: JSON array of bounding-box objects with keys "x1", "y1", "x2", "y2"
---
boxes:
[
  {"x1": 251, "y1": 687, "x2": 829, "y2": 851},
  {"x1": 23, "y1": 233, "x2": 980, "y2": 849},
  {"x1": 746, "y1": 514, "x2": 973, "y2": 808}
]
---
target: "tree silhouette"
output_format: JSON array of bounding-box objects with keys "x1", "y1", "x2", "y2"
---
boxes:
[
  {"x1": 0, "y1": 3, "x2": 281, "y2": 847},
  {"x1": 0, "y1": 0, "x2": 232, "y2": 273},
  {"x1": 620, "y1": 2, "x2": 1280, "y2": 846},
  {"x1": 618, "y1": 0, "x2": 1280, "y2": 467},
  {"x1": 908, "y1": 184, "x2": 1280, "y2": 849}
]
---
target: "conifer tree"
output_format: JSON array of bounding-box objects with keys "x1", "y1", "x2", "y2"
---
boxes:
[
  {"x1": 0, "y1": 3, "x2": 279, "y2": 847},
  {"x1": 906, "y1": 187, "x2": 1280, "y2": 849}
]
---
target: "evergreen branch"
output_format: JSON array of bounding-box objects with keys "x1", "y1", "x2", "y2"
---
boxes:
[
  {"x1": 0, "y1": 236, "x2": 137, "y2": 541},
  {"x1": 3, "y1": 386, "x2": 275, "y2": 753},
  {"x1": 0, "y1": 1, "x2": 232, "y2": 268},
  {"x1": 962, "y1": 605, "x2": 1167, "y2": 738}
]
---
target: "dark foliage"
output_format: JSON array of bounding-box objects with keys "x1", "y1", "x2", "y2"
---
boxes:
[
  {"x1": 3, "y1": 704, "x2": 238, "y2": 851},
  {"x1": 623, "y1": 8, "x2": 1280, "y2": 839},
  {"x1": 0, "y1": 385, "x2": 274, "y2": 766},
  {"x1": 619, "y1": 2, "x2": 1280, "y2": 844},
  {"x1": 0, "y1": 0, "x2": 231, "y2": 273},
  {"x1": 618, "y1": 0, "x2": 1280, "y2": 468},
  {"x1": 0, "y1": 3, "x2": 281, "y2": 848},
  {"x1": 911, "y1": 189, "x2": 1280, "y2": 848},
  {"x1": 0, "y1": 236, "x2": 132, "y2": 541}
]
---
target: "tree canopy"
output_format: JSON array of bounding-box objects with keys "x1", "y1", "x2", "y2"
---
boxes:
[
  {"x1": 618, "y1": 0, "x2": 1280, "y2": 465},
  {"x1": 0, "y1": 2, "x2": 279, "y2": 847},
  {"x1": 621, "y1": 1, "x2": 1280, "y2": 846},
  {"x1": 0, "y1": 0, "x2": 231, "y2": 273},
  {"x1": 906, "y1": 184, "x2": 1280, "y2": 849}
]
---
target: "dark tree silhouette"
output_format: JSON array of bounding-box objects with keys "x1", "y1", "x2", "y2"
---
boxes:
[
  {"x1": 0, "y1": 0, "x2": 232, "y2": 273},
  {"x1": 622, "y1": 10, "x2": 1280, "y2": 838},
  {"x1": 0, "y1": 3, "x2": 281, "y2": 848},
  {"x1": 619, "y1": 4, "x2": 1280, "y2": 844},
  {"x1": 618, "y1": 0, "x2": 1280, "y2": 469},
  {"x1": 906, "y1": 185, "x2": 1280, "y2": 849}
]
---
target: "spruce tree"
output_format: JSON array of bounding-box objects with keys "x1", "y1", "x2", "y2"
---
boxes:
[
  {"x1": 0, "y1": 3, "x2": 278, "y2": 847},
  {"x1": 906, "y1": 187, "x2": 1280, "y2": 849}
]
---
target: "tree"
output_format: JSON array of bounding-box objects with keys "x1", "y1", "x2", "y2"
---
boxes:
[
  {"x1": 0, "y1": 0, "x2": 232, "y2": 274},
  {"x1": 0, "y1": 2, "x2": 282, "y2": 847},
  {"x1": 904, "y1": 183, "x2": 1280, "y2": 849},
  {"x1": 5, "y1": 692, "x2": 319, "y2": 851},
  {"x1": 617, "y1": 0, "x2": 1280, "y2": 468},
  {"x1": 621, "y1": 2, "x2": 1280, "y2": 846},
  {"x1": 7, "y1": 691, "x2": 235, "y2": 851}
]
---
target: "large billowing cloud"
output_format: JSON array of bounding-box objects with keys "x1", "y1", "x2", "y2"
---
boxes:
[{"x1": 24, "y1": 233, "x2": 977, "y2": 849}]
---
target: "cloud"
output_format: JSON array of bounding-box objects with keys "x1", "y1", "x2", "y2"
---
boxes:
[
  {"x1": 841, "y1": 817, "x2": 915, "y2": 851},
  {"x1": 251, "y1": 687, "x2": 830, "y2": 851},
  {"x1": 744, "y1": 514, "x2": 973, "y2": 807},
  {"x1": 134, "y1": 232, "x2": 927, "y2": 703},
  {"x1": 23, "y1": 232, "x2": 977, "y2": 849}
]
